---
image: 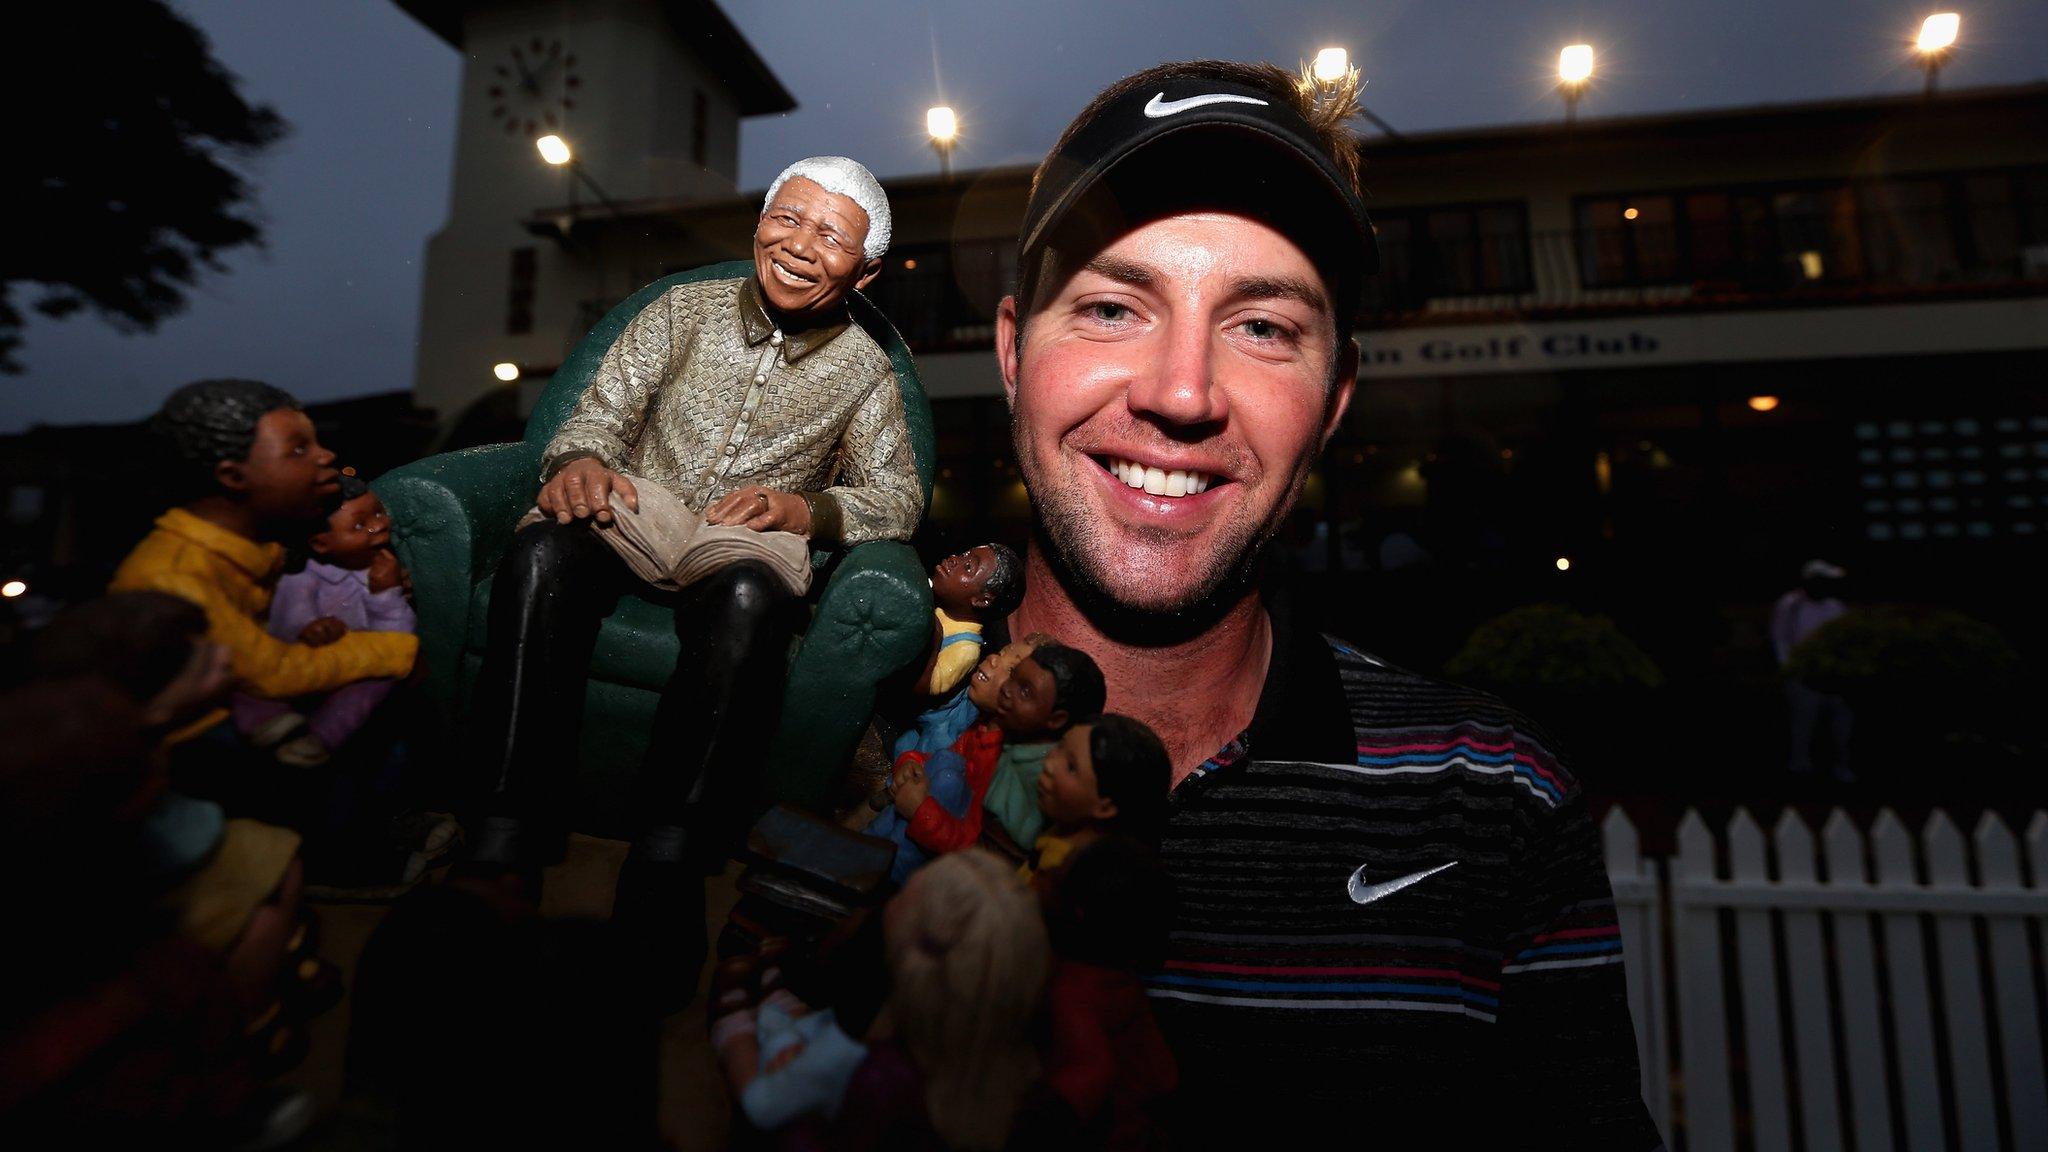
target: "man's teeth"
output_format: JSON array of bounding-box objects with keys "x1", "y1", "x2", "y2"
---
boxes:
[
  {"x1": 1103, "y1": 457, "x2": 1212, "y2": 496},
  {"x1": 771, "y1": 260, "x2": 816, "y2": 286}
]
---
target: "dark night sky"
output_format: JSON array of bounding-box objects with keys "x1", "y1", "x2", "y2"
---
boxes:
[{"x1": 5, "y1": 0, "x2": 2044, "y2": 433}]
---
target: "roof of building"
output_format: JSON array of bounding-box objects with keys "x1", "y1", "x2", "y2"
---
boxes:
[
  {"x1": 1354, "y1": 80, "x2": 2048, "y2": 160},
  {"x1": 527, "y1": 81, "x2": 2046, "y2": 226},
  {"x1": 392, "y1": 0, "x2": 795, "y2": 115}
]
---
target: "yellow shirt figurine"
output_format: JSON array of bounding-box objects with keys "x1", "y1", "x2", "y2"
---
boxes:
[
  {"x1": 916, "y1": 543, "x2": 1025, "y2": 697},
  {"x1": 113, "y1": 381, "x2": 418, "y2": 739}
]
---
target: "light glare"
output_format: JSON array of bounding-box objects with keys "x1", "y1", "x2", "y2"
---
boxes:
[
  {"x1": 926, "y1": 106, "x2": 957, "y2": 143},
  {"x1": 493, "y1": 362, "x2": 520, "y2": 382},
  {"x1": 1559, "y1": 44, "x2": 1594, "y2": 85},
  {"x1": 1917, "y1": 13, "x2": 1959, "y2": 53},
  {"x1": 1555, "y1": 557, "x2": 1572, "y2": 572},
  {"x1": 1748, "y1": 395, "x2": 1781, "y2": 412},
  {"x1": 536, "y1": 134, "x2": 572, "y2": 165},
  {"x1": 1312, "y1": 47, "x2": 1349, "y2": 83}
]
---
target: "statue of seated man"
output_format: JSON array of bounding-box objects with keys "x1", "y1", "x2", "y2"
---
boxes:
[{"x1": 464, "y1": 156, "x2": 922, "y2": 995}]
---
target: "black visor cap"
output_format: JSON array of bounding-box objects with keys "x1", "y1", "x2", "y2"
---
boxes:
[{"x1": 1019, "y1": 75, "x2": 1379, "y2": 293}]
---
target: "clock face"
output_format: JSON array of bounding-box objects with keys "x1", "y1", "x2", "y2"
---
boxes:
[{"x1": 489, "y1": 37, "x2": 580, "y2": 137}]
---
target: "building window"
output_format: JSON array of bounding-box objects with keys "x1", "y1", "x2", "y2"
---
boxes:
[
  {"x1": 507, "y1": 246, "x2": 536, "y2": 335},
  {"x1": 863, "y1": 239, "x2": 1017, "y2": 350},
  {"x1": 691, "y1": 90, "x2": 708, "y2": 166},
  {"x1": 1858, "y1": 413, "x2": 2048, "y2": 542},
  {"x1": 1362, "y1": 201, "x2": 1533, "y2": 313},
  {"x1": 1577, "y1": 195, "x2": 1679, "y2": 286},
  {"x1": 1575, "y1": 165, "x2": 2048, "y2": 291}
]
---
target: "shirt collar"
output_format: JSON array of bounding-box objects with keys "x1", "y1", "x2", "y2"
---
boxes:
[
  {"x1": 1002, "y1": 739, "x2": 1056, "y2": 767},
  {"x1": 935, "y1": 608, "x2": 983, "y2": 635},
  {"x1": 306, "y1": 559, "x2": 360, "y2": 586},
  {"x1": 736, "y1": 275, "x2": 850, "y2": 363},
  {"x1": 1243, "y1": 600, "x2": 1356, "y2": 764},
  {"x1": 157, "y1": 508, "x2": 284, "y2": 582}
]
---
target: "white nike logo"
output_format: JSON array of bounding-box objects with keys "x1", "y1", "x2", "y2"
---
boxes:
[
  {"x1": 1143, "y1": 91, "x2": 1270, "y2": 118},
  {"x1": 1347, "y1": 861, "x2": 1457, "y2": 906}
]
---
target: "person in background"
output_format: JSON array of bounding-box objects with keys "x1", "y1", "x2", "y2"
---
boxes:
[{"x1": 1772, "y1": 558, "x2": 1855, "y2": 781}]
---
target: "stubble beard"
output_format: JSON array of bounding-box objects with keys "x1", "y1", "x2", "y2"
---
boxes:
[{"x1": 1021, "y1": 438, "x2": 1284, "y2": 647}]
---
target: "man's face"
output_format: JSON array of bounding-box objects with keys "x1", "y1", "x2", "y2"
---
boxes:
[
  {"x1": 931, "y1": 544, "x2": 999, "y2": 618},
  {"x1": 993, "y1": 655, "x2": 1065, "y2": 739},
  {"x1": 225, "y1": 409, "x2": 340, "y2": 524},
  {"x1": 1037, "y1": 722, "x2": 1113, "y2": 831},
  {"x1": 310, "y1": 492, "x2": 391, "y2": 570},
  {"x1": 966, "y1": 638, "x2": 1039, "y2": 713},
  {"x1": 753, "y1": 176, "x2": 881, "y2": 317},
  {"x1": 998, "y1": 212, "x2": 1356, "y2": 616}
]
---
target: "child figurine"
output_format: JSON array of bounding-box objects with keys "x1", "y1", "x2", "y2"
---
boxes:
[
  {"x1": 895, "y1": 643, "x2": 1106, "y2": 861},
  {"x1": 1024, "y1": 713, "x2": 1171, "y2": 884},
  {"x1": 865, "y1": 634, "x2": 1051, "y2": 883},
  {"x1": 231, "y1": 475, "x2": 417, "y2": 763},
  {"x1": 913, "y1": 542, "x2": 1024, "y2": 698},
  {"x1": 728, "y1": 849, "x2": 1048, "y2": 1150},
  {"x1": 1039, "y1": 836, "x2": 1180, "y2": 1149},
  {"x1": 111, "y1": 380, "x2": 418, "y2": 753},
  {"x1": 28, "y1": 597, "x2": 345, "y2": 1070}
]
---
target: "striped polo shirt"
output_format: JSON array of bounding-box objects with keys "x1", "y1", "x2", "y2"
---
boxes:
[{"x1": 1151, "y1": 620, "x2": 1663, "y2": 1147}]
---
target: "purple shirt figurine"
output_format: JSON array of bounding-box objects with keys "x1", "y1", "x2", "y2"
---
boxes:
[{"x1": 232, "y1": 560, "x2": 417, "y2": 750}]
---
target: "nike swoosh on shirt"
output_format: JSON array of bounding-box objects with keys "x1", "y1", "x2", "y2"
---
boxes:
[
  {"x1": 1143, "y1": 91, "x2": 1271, "y2": 118},
  {"x1": 1347, "y1": 861, "x2": 1457, "y2": 906}
]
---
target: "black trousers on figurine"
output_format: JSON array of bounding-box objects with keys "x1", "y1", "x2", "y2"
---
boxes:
[{"x1": 468, "y1": 518, "x2": 800, "y2": 871}]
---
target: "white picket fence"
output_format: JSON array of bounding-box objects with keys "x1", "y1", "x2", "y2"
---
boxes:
[{"x1": 1602, "y1": 806, "x2": 2048, "y2": 1152}]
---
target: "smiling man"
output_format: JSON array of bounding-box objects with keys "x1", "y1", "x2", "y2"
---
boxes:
[
  {"x1": 462, "y1": 156, "x2": 922, "y2": 998},
  {"x1": 1001, "y1": 63, "x2": 1662, "y2": 1146}
]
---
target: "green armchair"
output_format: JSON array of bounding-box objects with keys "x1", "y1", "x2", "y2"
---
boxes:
[{"x1": 375, "y1": 261, "x2": 935, "y2": 835}]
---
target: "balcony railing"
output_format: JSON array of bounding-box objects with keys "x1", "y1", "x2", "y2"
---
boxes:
[
  {"x1": 1363, "y1": 212, "x2": 2048, "y2": 324},
  {"x1": 573, "y1": 212, "x2": 2048, "y2": 356}
]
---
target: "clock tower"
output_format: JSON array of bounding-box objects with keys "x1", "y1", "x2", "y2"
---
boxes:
[{"x1": 395, "y1": 0, "x2": 793, "y2": 424}]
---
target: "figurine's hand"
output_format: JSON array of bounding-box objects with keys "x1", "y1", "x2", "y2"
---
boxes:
[
  {"x1": 367, "y1": 548, "x2": 406, "y2": 594},
  {"x1": 892, "y1": 762, "x2": 929, "y2": 817},
  {"x1": 298, "y1": 617, "x2": 348, "y2": 647},
  {"x1": 706, "y1": 486, "x2": 811, "y2": 536},
  {"x1": 539, "y1": 458, "x2": 638, "y2": 525}
]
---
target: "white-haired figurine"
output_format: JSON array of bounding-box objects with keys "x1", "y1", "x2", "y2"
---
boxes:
[{"x1": 464, "y1": 156, "x2": 922, "y2": 1008}]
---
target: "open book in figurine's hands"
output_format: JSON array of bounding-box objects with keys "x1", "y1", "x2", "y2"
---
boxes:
[{"x1": 517, "y1": 473, "x2": 811, "y2": 595}]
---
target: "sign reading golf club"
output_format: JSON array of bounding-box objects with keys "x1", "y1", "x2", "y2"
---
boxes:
[{"x1": 1356, "y1": 298, "x2": 2048, "y2": 379}]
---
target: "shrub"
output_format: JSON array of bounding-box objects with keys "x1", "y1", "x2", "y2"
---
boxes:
[
  {"x1": 1446, "y1": 604, "x2": 1664, "y2": 696},
  {"x1": 1785, "y1": 606, "x2": 2018, "y2": 704}
]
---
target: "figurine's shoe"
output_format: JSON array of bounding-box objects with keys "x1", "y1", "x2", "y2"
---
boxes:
[
  {"x1": 220, "y1": 1084, "x2": 318, "y2": 1152},
  {"x1": 274, "y1": 734, "x2": 331, "y2": 768},
  {"x1": 248, "y1": 712, "x2": 309, "y2": 750},
  {"x1": 612, "y1": 856, "x2": 709, "y2": 1017}
]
